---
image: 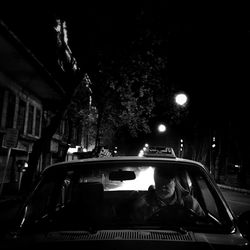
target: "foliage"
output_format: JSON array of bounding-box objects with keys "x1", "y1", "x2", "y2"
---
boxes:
[{"x1": 88, "y1": 31, "x2": 170, "y2": 145}]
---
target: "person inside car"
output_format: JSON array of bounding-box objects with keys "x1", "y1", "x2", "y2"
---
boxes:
[{"x1": 130, "y1": 168, "x2": 205, "y2": 222}]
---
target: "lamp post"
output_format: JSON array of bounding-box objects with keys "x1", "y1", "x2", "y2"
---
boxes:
[
  {"x1": 155, "y1": 123, "x2": 168, "y2": 147},
  {"x1": 174, "y1": 92, "x2": 188, "y2": 158}
]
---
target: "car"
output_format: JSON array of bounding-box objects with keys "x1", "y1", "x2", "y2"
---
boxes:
[
  {"x1": 1, "y1": 156, "x2": 250, "y2": 249},
  {"x1": 143, "y1": 146, "x2": 176, "y2": 158}
]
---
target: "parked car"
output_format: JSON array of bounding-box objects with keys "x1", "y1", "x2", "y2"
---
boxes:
[{"x1": 1, "y1": 156, "x2": 250, "y2": 249}]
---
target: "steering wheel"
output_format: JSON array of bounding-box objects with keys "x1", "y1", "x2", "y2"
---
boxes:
[{"x1": 147, "y1": 204, "x2": 200, "y2": 223}]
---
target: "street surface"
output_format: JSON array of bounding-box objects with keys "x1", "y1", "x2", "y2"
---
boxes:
[{"x1": 220, "y1": 188, "x2": 250, "y2": 216}]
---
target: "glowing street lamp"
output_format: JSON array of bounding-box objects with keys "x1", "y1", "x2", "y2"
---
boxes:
[
  {"x1": 179, "y1": 138, "x2": 184, "y2": 157},
  {"x1": 175, "y1": 93, "x2": 188, "y2": 107},
  {"x1": 158, "y1": 124, "x2": 167, "y2": 133}
]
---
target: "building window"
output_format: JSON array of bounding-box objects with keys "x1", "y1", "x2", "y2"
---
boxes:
[
  {"x1": 6, "y1": 91, "x2": 16, "y2": 128},
  {"x1": 27, "y1": 104, "x2": 34, "y2": 134},
  {"x1": 35, "y1": 109, "x2": 41, "y2": 137},
  {"x1": 17, "y1": 99, "x2": 26, "y2": 134}
]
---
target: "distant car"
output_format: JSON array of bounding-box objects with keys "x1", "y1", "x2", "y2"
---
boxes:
[
  {"x1": 1, "y1": 156, "x2": 250, "y2": 249},
  {"x1": 143, "y1": 146, "x2": 176, "y2": 158}
]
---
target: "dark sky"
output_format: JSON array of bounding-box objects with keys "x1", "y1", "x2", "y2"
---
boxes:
[{"x1": 1, "y1": 3, "x2": 248, "y2": 141}]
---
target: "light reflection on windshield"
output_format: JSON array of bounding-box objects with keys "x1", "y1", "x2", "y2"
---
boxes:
[{"x1": 110, "y1": 167, "x2": 155, "y2": 190}]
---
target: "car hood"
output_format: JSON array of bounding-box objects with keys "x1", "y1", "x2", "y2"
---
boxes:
[{"x1": 2, "y1": 229, "x2": 248, "y2": 250}]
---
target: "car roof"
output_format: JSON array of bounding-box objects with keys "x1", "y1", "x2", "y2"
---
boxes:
[{"x1": 43, "y1": 156, "x2": 206, "y2": 173}]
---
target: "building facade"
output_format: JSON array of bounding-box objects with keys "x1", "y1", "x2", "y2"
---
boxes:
[
  {"x1": 0, "y1": 20, "x2": 77, "y2": 192},
  {"x1": 0, "y1": 75, "x2": 43, "y2": 183}
]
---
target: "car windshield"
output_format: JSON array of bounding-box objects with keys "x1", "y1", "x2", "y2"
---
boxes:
[{"x1": 20, "y1": 161, "x2": 233, "y2": 233}]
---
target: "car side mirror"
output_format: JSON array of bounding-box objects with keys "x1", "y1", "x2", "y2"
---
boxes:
[{"x1": 238, "y1": 210, "x2": 250, "y2": 240}]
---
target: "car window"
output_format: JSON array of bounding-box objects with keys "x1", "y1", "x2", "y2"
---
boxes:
[
  {"x1": 25, "y1": 179, "x2": 57, "y2": 222},
  {"x1": 22, "y1": 162, "x2": 232, "y2": 232},
  {"x1": 196, "y1": 176, "x2": 219, "y2": 218}
]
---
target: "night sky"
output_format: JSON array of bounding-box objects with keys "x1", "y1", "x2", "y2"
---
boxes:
[{"x1": 1, "y1": 3, "x2": 249, "y2": 153}]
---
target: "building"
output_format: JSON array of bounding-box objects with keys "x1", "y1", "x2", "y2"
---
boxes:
[{"x1": 0, "y1": 20, "x2": 75, "y2": 191}]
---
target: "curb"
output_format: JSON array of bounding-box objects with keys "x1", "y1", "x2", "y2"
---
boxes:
[{"x1": 217, "y1": 184, "x2": 250, "y2": 195}]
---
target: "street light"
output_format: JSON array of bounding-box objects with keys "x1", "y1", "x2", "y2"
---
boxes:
[
  {"x1": 175, "y1": 92, "x2": 188, "y2": 107},
  {"x1": 179, "y1": 138, "x2": 184, "y2": 157},
  {"x1": 157, "y1": 123, "x2": 167, "y2": 133}
]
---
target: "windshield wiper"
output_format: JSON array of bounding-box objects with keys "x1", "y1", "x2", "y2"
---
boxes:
[
  {"x1": 204, "y1": 212, "x2": 222, "y2": 227},
  {"x1": 97, "y1": 223, "x2": 188, "y2": 234},
  {"x1": 156, "y1": 225, "x2": 188, "y2": 234}
]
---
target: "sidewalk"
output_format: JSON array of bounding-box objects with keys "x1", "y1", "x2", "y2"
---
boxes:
[
  {"x1": 216, "y1": 173, "x2": 250, "y2": 195},
  {"x1": 217, "y1": 183, "x2": 250, "y2": 195},
  {"x1": 0, "y1": 182, "x2": 19, "y2": 199},
  {"x1": 0, "y1": 182, "x2": 24, "y2": 209}
]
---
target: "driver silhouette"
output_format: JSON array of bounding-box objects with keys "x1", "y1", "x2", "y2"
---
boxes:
[{"x1": 131, "y1": 168, "x2": 204, "y2": 222}]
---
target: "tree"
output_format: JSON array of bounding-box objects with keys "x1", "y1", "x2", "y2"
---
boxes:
[
  {"x1": 88, "y1": 29, "x2": 170, "y2": 150},
  {"x1": 86, "y1": 28, "x2": 193, "y2": 152},
  {"x1": 21, "y1": 19, "x2": 89, "y2": 193}
]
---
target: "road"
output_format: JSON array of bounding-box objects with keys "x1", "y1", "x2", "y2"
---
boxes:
[{"x1": 220, "y1": 187, "x2": 250, "y2": 216}]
